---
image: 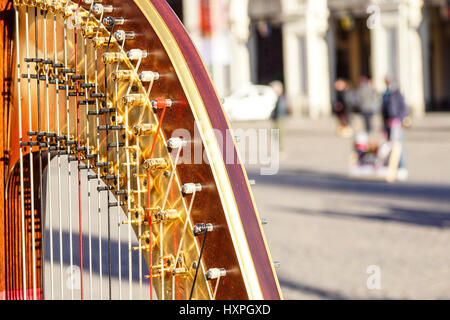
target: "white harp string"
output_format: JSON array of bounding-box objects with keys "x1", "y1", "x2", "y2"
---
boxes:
[
  {"x1": 63, "y1": 18, "x2": 75, "y2": 301},
  {"x1": 42, "y1": 10, "x2": 55, "y2": 299},
  {"x1": 14, "y1": 4, "x2": 28, "y2": 301},
  {"x1": 52, "y1": 12, "x2": 65, "y2": 301},
  {"x1": 24, "y1": 6, "x2": 37, "y2": 300}
]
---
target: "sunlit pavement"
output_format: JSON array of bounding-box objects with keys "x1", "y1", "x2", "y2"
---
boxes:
[{"x1": 232, "y1": 113, "x2": 450, "y2": 300}]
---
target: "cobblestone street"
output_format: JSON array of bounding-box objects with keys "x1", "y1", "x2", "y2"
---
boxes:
[{"x1": 232, "y1": 113, "x2": 450, "y2": 300}]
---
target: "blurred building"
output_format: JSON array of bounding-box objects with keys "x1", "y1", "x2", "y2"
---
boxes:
[{"x1": 167, "y1": 0, "x2": 450, "y2": 118}]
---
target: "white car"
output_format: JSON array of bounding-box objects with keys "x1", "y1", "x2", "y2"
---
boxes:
[{"x1": 223, "y1": 84, "x2": 278, "y2": 121}]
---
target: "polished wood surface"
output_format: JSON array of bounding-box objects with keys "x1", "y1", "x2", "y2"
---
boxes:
[{"x1": 147, "y1": 0, "x2": 281, "y2": 300}]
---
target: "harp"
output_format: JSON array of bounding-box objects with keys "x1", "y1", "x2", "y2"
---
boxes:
[{"x1": 0, "y1": 0, "x2": 282, "y2": 300}]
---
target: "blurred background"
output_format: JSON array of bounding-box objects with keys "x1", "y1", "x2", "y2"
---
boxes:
[{"x1": 166, "y1": 0, "x2": 450, "y2": 299}]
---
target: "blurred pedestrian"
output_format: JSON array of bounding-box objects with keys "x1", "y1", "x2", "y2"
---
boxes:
[
  {"x1": 357, "y1": 76, "x2": 380, "y2": 133},
  {"x1": 270, "y1": 81, "x2": 288, "y2": 153},
  {"x1": 382, "y1": 76, "x2": 409, "y2": 180},
  {"x1": 333, "y1": 79, "x2": 352, "y2": 137}
]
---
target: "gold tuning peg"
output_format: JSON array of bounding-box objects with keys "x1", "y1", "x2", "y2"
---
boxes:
[
  {"x1": 121, "y1": 162, "x2": 138, "y2": 167},
  {"x1": 92, "y1": 37, "x2": 118, "y2": 49},
  {"x1": 132, "y1": 244, "x2": 150, "y2": 251},
  {"x1": 143, "y1": 158, "x2": 168, "y2": 171},
  {"x1": 102, "y1": 52, "x2": 124, "y2": 65},
  {"x1": 133, "y1": 124, "x2": 156, "y2": 136},
  {"x1": 128, "y1": 206, "x2": 145, "y2": 216},
  {"x1": 122, "y1": 217, "x2": 146, "y2": 226},
  {"x1": 83, "y1": 25, "x2": 103, "y2": 39},
  {"x1": 112, "y1": 70, "x2": 135, "y2": 82},
  {"x1": 122, "y1": 94, "x2": 146, "y2": 107},
  {"x1": 153, "y1": 209, "x2": 180, "y2": 223}
]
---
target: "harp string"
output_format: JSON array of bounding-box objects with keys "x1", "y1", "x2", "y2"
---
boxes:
[
  {"x1": 63, "y1": 17, "x2": 75, "y2": 301},
  {"x1": 118, "y1": 47, "x2": 145, "y2": 300},
  {"x1": 52, "y1": 11, "x2": 65, "y2": 301},
  {"x1": 81, "y1": 12, "x2": 93, "y2": 301},
  {"x1": 24, "y1": 5, "x2": 37, "y2": 300},
  {"x1": 93, "y1": 7, "x2": 104, "y2": 301},
  {"x1": 13, "y1": 2, "x2": 214, "y2": 300},
  {"x1": 82, "y1": 0, "x2": 97, "y2": 300},
  {"x1": 42, "y1": 9, "x2": 54, "y2": 299},
  {"x1": 34, "y1": 7, "x2": 44, "y2": 301},
  {"x1": 103, "y1": 18, "x2": 118, "y2": 300},
  {"x1": 121, "y1": 38, "x2": 134, "y2": 300},
  {"x1": 212, "y1": 275, "x2": 221, "y2": 300},
  {"x1": 164, "y1": 147, "x2": 182, "y2": 301},
  {"x1": 13, "y1": 4, "x2": 28, "y2": 301},
  {"x1": 112, "y1": 37, "x2": 126, "y2": 300},
  {"x1": 135, "y1": 136, "x2": 143, "y2": 300},
  {"x1": 74, "y1": 0, "x2": 85, "y2": 300},
  {"x1": 172, "y1": 190, "x2": 197, "y2": 298},
  {"x1": 145, "y1": 102, "x2": 168, "y2": 300},
  {"x1": 112, "y1": 38, "x2": 144, "y2": 300}
]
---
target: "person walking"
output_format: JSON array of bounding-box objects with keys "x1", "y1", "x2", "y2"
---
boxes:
[
  {"x1": 382, "y1": 76, "x2": 409, "y2": 180},
  {"x1": 333, "y1": 79, "x2": 352, "y2": 137},
  {"x1": 357, "y1": 77, "x2": 380, "y2": 133},
  {"x1": 270, "y1": 81, "x2": 288, "y2": 153}
]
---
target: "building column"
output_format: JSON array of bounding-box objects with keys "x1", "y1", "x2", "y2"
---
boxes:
[
  {"x1": 405, "y1": 0, "x2": 425, "y2": 117},
  {"x1": 282, "y1": 0, "x2": 331, "y2": 118},
  {"x1": 182, "y1": 0, "x2": 201, "y2": 45},
  {"x1": 183, "y1": 0, "x2": 236, "y2": 97},
  {"x1": 370, "y1": 0, "x2": 425, "y2": 117},
  {"x1": 229, "y1": 0, "x2": 251, "y2": 93},
  {"x1": 282, "y1": 2, "x2": 306, "y2": 117}
]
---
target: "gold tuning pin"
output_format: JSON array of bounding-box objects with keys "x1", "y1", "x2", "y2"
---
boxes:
[
  {"x1": 144, "y1": 255, "x2": 174, "y2": 277},
  {"x1": 122, "y1": 94, "x2": 146, "y2": 106},
  {"x1": 102, "y1": 52, "x2": 124, "y2": 65},
  {"x1": 133, "y1": 124, "x2": 156, "y2": 136},
  {"x1": 153, "y1": 209, "x2": 181, "y2": 223},
  {"x1": 131, "y1": 189, "x2": 148, "y2": 194},
  {"x1": 93, "y1": 37, "x2": 117, "y2": 49},
  {"x1": 83, "y1": 25, "x2": 104, "y2": 39},
  {"x1": 144, "y1": 267, "x2": 188, "y2": 278},
  {"x1": 172, "y1": 267, "x2": 190, "y2": 276},
  {"x1": 133, "y1": 233, "x2": 156, "y2": 251},
  {"x1": 132, "y1": 244, "x2": 150, "y2": 252},
  {"x1": 144, "y1": 255, "x2": 189, "y2": 278},
  {"x1": 122, "y1": 216, "x2": 146, "y2": 226},
  {"x1": 128, "y1": 206, "x2": 145, "y2": 217},
  {"x1": 112, "y1": 70, "x2": 135, "y2": 82},
  {"x1": 143, "y1": 158, "x2": 168, "y2": 171},
  {"x1": 121, "y1": 162, "x2": 138, "y2": 167}
]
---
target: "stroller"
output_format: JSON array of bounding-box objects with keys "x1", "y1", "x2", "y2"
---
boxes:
[{"x1": 349, "y1": 131, "x2": 402, "y2": 182}]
